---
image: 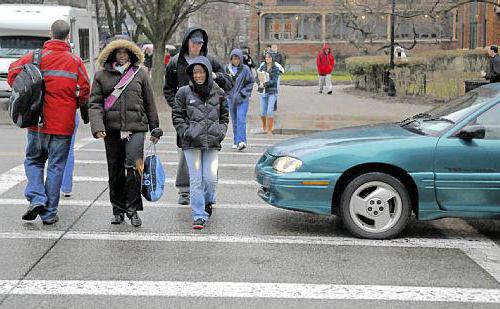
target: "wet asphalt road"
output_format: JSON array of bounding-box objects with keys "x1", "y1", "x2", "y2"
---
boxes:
[{"x1": 0, "y1": 98, "x2": 499, "y2": 308}]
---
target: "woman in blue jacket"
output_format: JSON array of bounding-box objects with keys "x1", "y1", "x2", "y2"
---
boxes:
[{"x1": 225, "y1": 49, "x2": 254, "y2": 150}]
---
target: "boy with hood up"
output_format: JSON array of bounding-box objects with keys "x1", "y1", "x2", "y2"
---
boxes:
[
  {"x1": 224, "y1": 49, "x2": 254, "y2": 150},
  {"x1": 171, "y1": 56, "x2": 229, "y2": 229},
  {"x1": 316, "y1": 43, "x2": 335, "y2": 94},
  {"x1": 163, "y1": 27, "x2": 232, "y2": 206}
]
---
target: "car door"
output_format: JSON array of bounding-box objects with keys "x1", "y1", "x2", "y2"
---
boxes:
[{"x1": 434, "y1": 102, "x2": 500, "y2": 212}]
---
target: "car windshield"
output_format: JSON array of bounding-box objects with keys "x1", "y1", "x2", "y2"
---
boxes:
[
  {"x1": 0, "y1": 36, "x2": 48, "y2": 58},
  {"x1": 400, "y1": 87, "x2": 499, "y2": 136}
]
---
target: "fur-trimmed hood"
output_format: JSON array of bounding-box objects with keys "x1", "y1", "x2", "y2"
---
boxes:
[{"x1": 97, "y1": 39, "x2": 144, "y2": 68}]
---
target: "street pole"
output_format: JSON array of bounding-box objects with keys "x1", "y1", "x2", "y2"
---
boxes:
[
  {"x1": 257, "y1": 10, "x2": 261, "y2": 64},
  {"x1": 256, "y1": 2, "x2": 263, "y2": 64},
  {"x1": 388, "y1": 0, "x2": 396, "y2": 97}
]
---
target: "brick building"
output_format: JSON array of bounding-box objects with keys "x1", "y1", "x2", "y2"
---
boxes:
[
  {"x1": 247, "y1": 0, "x2": 459, "y2": 71},
  {"x1": 455, "y1": 0, "x2": 500, "y2": 49}
]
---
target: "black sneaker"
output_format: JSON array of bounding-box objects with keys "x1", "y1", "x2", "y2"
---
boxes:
[
  {"x1": 327, "y1": 90, "x2": 333, "y2": 95},
  {"x1": 205, "y1": 203, "x2": 213, "y2": 217},
  {"x1": 42, "y1": 215, "x2": 59, "y2": 225},
  {"x1": 192, "y1": 218, "x2": 206, "y2": 230},
  {"x1": 129, "y1": 213, "x2": 142, "y2": 227},
  {"x1": 111, "y1": 214, "x2": 124, "y2": 224},
  {"x1": 22, "y1": 204, "x2": 46, "y2": 221},
  {"x1": 178, "y1": 193, "x2": 190, "y2": 205}
]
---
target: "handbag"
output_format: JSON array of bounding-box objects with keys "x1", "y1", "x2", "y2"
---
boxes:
[
  {"x1": 141, "y1": 143, "x2": 166, "y2": 202},
  {"x1": 104, "y1": 66, "x2": 142, "y2": 111}
]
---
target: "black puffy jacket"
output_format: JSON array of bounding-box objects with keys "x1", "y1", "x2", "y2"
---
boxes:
[{"x1": 172, "y1": 57, "x2": 229, "y2": 150}]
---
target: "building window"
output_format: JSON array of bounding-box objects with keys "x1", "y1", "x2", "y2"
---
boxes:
[
  {"x1": 325, "y1": 13, "x2": 387, "y2": 42},
  {"x1": 78, "y1": 28, "x2": 90, "y2": 61},
  {"x1": 263, "y1": 13, "x2": 321, "y2": 41},
  {"x1": 276, "y1": 0, "x2": 305, "y2": 5},
  {"x1": 395, "y1": 13, "x2": 454, "y2": 41}
]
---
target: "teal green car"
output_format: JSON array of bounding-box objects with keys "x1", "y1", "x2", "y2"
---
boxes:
[{"x1": 255, "y1": 84, "x2": 500, "y2": 239}]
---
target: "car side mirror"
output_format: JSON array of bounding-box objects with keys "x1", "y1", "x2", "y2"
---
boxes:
[{"x1": 458, "y1": 125, "x2": 485, "y2": 140}]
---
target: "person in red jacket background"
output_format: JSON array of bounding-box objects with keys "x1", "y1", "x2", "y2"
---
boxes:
[
  {"x1": 316, "y1": 43, "x2": 335, "y2": 95},
  {"x1": 8, "y1": 20, "x2": 90, "y2": 225},
  {"x1": 164, "y1": 50, "x2": 171, "y2": 66}
]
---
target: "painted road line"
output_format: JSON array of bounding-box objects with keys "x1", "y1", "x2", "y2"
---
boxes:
[
  {"x1": 0, "y1": 199, "x2": 269, "y2": 209},
  {"x1": 78, "y1": 148, "x2": 263, "y2": 157},
  {"x1": 73, "y1": 160, "x2": 255, "y2": 168},
  {"x1": 0, "y1": 280, "x2": 499, "y2": 303},
  {"x1": 0, "y1": 168, "x2": 257, "y2": 185},
  {"x1": 82, "y1": 136, "x2": 290, "y2": 142},
  {"x1": 0, "y1": 231, "x2": 497, "y2": 251},
  {"x1": 437, "y1": 220, "x2": 500, "y2": 283},
  {"x1": 0, "y1": 165, "x2": 24, "y2": 196},
  {"x1": 0, "y1": 137, "x2": 96, "y2": 196},
  {"x1": 155, "y1": 141, "x2": 276, "y2": 147}
]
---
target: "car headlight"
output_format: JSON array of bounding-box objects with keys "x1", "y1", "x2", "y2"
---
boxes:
[{"x1": 273, "y1": 156, "x2": 302, "y2": 173}]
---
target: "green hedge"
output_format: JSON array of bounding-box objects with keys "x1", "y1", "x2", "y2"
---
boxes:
[{"x1": 346, "y1": 49, "x2": 489, "y2": 99}]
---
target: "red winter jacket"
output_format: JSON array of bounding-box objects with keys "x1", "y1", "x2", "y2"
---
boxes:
[
  {"x1": 316, "y1": 43, "x2": 335, "y2": 75},
  {"x1": 8, "y1": 40, "x2": 90, "y2": 136}
]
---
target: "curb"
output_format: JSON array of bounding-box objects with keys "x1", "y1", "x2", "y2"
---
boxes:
[
  {"x1": 272, "y1": 128, "x2": 320, "y2": 135},
  {"x1": 281, "y1": 80, "x2": 354, "y2": 87}
]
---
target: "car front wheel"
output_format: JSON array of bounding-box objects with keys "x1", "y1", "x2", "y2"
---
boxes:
[{"x1": 339, "y1": 172, "x2": 411, "y2": 239}]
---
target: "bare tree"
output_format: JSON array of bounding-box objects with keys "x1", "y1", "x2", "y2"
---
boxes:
[
  {"x1": 191, "y1": 2, "x2": 248, "y2": 60},
  {"x1": 102, "y1": 0, "x2": 127, "y2": 37},
  {"x1": 338, "y1": 0, "x2": 499, "y2": 55},
  {"x1": 119, "y1": 0, "x2": 249, "y2": 95}
]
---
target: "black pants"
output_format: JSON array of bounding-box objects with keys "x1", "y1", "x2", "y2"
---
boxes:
[{"x1": 104, "y1": 131, "x2": 145, "y2": 216}]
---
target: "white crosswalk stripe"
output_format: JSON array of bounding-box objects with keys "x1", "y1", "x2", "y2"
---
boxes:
[
  {"x1": 0, "y1": 231, "x2": 496, "y2": 251},
  {"x1": 0, "y1": 198, "x2": 269, "y2": 209},
  {"x1": 74, "y1": 160, "x2": 255, "y2": 168},
  {"x1": 0, "y1": 280, "x2": 499, "y2": 303},
  {"x1": 78, "y1": 148, "x2": 264, "y2": 156}
]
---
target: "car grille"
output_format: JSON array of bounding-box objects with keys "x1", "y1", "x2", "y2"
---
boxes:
[{"x1": 0, "y1": 73, "x2": 7, "y2": 80}]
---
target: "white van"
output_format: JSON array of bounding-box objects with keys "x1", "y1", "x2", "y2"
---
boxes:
[{"x1": 0, "y1": 4, "x2": 99, "y2": 98}]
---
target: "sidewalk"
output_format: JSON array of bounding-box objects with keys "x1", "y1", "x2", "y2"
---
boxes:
[
  {"x1": 157, "y1": 85, "x2": 432, "y2": 135},
  {"x1": 0, "y1": 85, "x2": 432, "y2": 134}
]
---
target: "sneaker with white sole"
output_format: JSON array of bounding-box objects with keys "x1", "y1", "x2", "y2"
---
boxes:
[
  {"x1": 237, "y1": 142, "x2": 246, "y2": 151},
  {"x1": 231, "y1": 144, "x2": 238, "y2": 149}
]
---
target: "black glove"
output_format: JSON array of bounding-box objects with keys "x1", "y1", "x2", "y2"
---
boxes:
[
  {"x1": 80, "y1": 103, "x2": 89, "y2": 124},
  {"x1": 150, "y1": 127, "x2": 163, "y2": 138}
]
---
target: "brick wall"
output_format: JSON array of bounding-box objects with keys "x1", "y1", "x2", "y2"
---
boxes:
[
  {"x1": 247, "y1": 0, "x2": 459, "y2": 71},
  {"x1": 456, "y1": 2, "x2": 500, "y2": 49}
]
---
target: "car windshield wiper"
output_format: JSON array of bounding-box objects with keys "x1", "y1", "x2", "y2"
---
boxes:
[
  {"x1": 421, "y1": 117, "x2": 455, "y2": 124},
  {"x1": 400, "y1": 113, "x2": 432, "y2": 126}
]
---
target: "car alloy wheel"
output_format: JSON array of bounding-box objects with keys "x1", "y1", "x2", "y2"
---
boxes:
[{"x1": 340, "y1": 172, "x2": 411, "y2": 239}]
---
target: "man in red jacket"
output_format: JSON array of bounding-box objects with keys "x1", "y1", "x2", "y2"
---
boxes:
[
  {"x1": 316, "y1": 43, "x2": 335, "y2": 95},
  {"x1": 8, "y1": 20, "x2": 90, "y2": 225}
]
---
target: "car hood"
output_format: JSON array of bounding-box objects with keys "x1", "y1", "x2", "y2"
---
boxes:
[
  {"x1": 0, "y1": 58, "x2": 16, "y2": 74},
  {"x1": 267, "y1": 123, "x2": 418, "y2": 157}
]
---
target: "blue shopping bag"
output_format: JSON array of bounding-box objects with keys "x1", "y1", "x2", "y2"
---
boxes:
[{"x1": 141, "y1": 144, "x2": 165, "y2": 202}]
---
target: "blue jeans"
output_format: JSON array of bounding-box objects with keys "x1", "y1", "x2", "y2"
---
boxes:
[
  {"x1": 260, "y1": 93, "x2": 277, "y2": 117},
  {"x1": 61, "y1": 112, "x2": 79, "y2": 194},
  {"x1": 24, "y1": 130, "x2": 71, "y2": 221},
  {"x1": 183, "y1": 149, "x2": 218, "y2": 221},
  {"x1": 228, "y1": 99, "x2": 249, "y2": 145}
]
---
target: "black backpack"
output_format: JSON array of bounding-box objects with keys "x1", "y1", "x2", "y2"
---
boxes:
[{"x1": 8, "y1": 49, "x2": 44, "y2": 128}]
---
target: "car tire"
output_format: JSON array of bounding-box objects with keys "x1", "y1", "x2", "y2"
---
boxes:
[{"x1": 339, "y1": 172, "x2": 411, "y2": 239}]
